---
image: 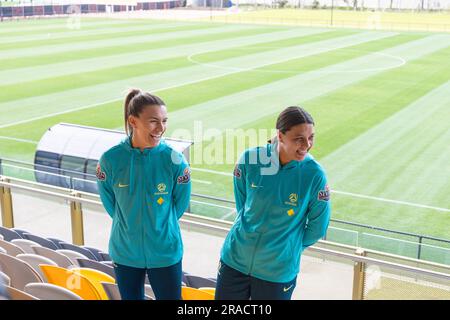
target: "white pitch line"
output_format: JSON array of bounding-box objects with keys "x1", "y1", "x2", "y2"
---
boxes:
[
  {"x1": 221, "y1": 209, "x2": 237, "y2": 220},
  {"x1": 0, "y1": 32, "x2": 391, "y2": 129},
  {"x1": 190, "y1": 199, "x2": 234, "y2": 210},
  {"x1": 191, "y1": 178, "x2": 212, "y2": 185},
  {"x1": 191, "y1": 167, "x2": 233, "y2": 177},
  {"x1": 191, "y1": 167, "x2": 450, "y2": 213},
  {"x1": 332, "y1": 190, "x2": 450, "y2": 213},
  {"x1": 0, "y1": 135, "x2": 38, "y2": 144}
]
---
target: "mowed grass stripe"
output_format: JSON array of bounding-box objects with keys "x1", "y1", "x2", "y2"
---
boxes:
[
  {"x1": 0, "y1": 23, "x2": 261, "y2": 60},
  {"x1": 0, "y1": 28, "x2": 332, "y2": 86},
  {"x1": 305, "y1": 45, "x2": 450, "y2": 160},
  {"x1": 190, "y1": 29, "x2": 355, "y2": 63},
  {"x1": 160, "y1": 33, "x2": 424, "y2": 111},
  {"x1": 0, "y1": 23, "x2": 219, "y2": 50},
  {"x1": 0, "y1": 30, "x2": 354, "y2": 103},
  {"x1": 1, "y1": 21, "x2": 203, "y2": 45},
  {"x1": 0, "y1": 33, "x2": 422, "y2": 134},
  {"x1": 0, "y1": 18, "x2": 171, "y2": 36},
  {"x1": 173, "y1": 39, "x2": 450, "y2": 172},
  {"x1": 0, "y1": 32, "x2": 403, "y2": 120},
  {"x1": 0, "y1": 26, "x2": 286, "y2": 71}
]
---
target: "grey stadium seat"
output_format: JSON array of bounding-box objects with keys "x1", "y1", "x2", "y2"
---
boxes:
[
  {"x1": 0, "y1": 226, "x2": 22, "y2": 242},
  {"x1": 24, "y1": 283, "x2": 82, "y2": 300},
  {"x1": 0, "y1": 252, "x2": 43, "y2": 290},
  {"x1": 59, "y1": 242, "x2": 98, "y2": 261},
  {"x1": 75, "y1": 258, "x2": 116, "y2": 279},
  {"x1": 22, "y1": 233, "x2": 59, "y2": 251}
]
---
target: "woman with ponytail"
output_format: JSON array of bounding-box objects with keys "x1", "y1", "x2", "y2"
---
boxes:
[
  {"x1": 97, "y1": 89, "x2": 191, "y2": 300},
  {"x1": 215, "y1": 106, "x2": 331, "y2": 300}
]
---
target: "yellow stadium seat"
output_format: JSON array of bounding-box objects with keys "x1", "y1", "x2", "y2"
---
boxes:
[
  {"x1": 198, "y1": 287, "x2": 216, "y2": 296},
  {"x1": 70, "y1": 267, "x2": 115, "y2": 300},
  {"x1": 39, "y1": 265, "x2": 101, "y2": 300},
  {"x1": 181, "y1": 286, "x2": 215, "y2": 300}
]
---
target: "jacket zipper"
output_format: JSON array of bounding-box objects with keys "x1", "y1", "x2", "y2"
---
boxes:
[
  {"x1": 140, "y1": 154, "x2": 148, "y2": 268},
  {"x1": 248, "y1": 233, "x2": 262, "y2": 275}
]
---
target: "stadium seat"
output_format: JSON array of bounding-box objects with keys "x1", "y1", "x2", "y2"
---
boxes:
[
  {"x1": 184, "y1": 275, "x2": 217, "y2": 289},
  {"x1": 0, "y1": 252, "x2": 43, "y2": 290},
  {"x1": 0, "y1": 226, "x2": 22, "y2": 242},
  {"x1": 11, "y1": 228, "x2": 31, "y2": 238},
  {"x1": 181, "y1": 287, "x2": 214, "y2": 300},
  {"x1": 11, "y1": 239, "x2": 42, "y2": 254},
  {"x1": 0, "y1": 239, "x2": 26, "y2": 257},
  {"x1": 144, "y1": 284, "x2": 155, "y2": 300},
  {"x1": 0, "y1": 247, "x2": 6, "y2": 254},
  {"x1": 75, "y1": 258, "x2": 116, "y2": 279},
  {"x1": 32, "y1": 246, "x2": 73, "y2": 269},
  {"x1": 101, "y1": 282, "x2": 121, "y2": 300},
  {"x1": 182, "y1": 271, "x2": 189, "y2": 285},
  {"x1": 56, "y1": 249, "x2": 89, "y2": 266},
  {"x1": 0, "y1": 234, "x2": 3, "y2": 240},
  {"x1": 16, "y1": 253, "x2": 57, "y2": 280},
  {"x1": 99, "y1": 252, "x2": 111, "y2": 261},
  {"x1": 5, "y1": 286, "x2": 38, "y2": 300},
  {"x1": 70, "y1": 267, "x2": 115, "y2": 300},
  {"x1": 198, "y1": 287, "x2": 216, "y2": 295},
  {"x1": 24, "y1": 283, "x2": 82, "y2": 300},
  {"x1": 100, "y1": 282, "x2": 154, "y2": 300},
  {"x1": 46, "y1": 237, "x2": 65, "y2": 249},
  {"x1": 22, "y1": 233, "x2": 59, "y2": 250},
  {"x1": 0, "y1": 270, "x2": 11, "y2": 286},
  {"x1": 59, "y1": 243, "x2": 98, "y2": 261},
  {"x1": 82, "y1": 246, "x2": 104, "y2": 261},
  {"x1": 39, "y1": 265, "x2": 102, "y2": 300}
]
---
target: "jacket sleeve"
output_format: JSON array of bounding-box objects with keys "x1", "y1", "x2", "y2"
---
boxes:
[
  {"x1": 233, "y1": 152, "x2": 247, "y2": 217},
  {"x1": 172, "y1": 153, "x2": 191, "y2": 219},
  {"x1": 96, "y1": 154, "x2": 115, "y2": 218},
  {"x1": 302, "y1": 170, "x2": 331, "y2": 250}
]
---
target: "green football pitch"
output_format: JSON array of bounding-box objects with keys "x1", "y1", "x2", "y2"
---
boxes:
[{"x1": 0, "y1": 17, "x2": 449, "y2": 252}]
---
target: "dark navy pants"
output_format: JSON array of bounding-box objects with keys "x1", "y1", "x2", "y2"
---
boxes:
[
  {"x1": 215, "y1": 260, "x2": 297, "y2": 300},
  {"x1": 113, "y1": 260, "x2": 182, "y2": 300}
]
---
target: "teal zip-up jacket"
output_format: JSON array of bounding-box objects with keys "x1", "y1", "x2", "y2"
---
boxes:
[
  {"x1": 221, "y1": 141, "x2": 331, "y2": 283},
  {"x1": 96, "y1": 137, "x2": 191, "y2": 268}
]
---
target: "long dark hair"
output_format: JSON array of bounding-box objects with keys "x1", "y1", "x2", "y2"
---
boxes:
[
  {"x1": 276, "y1": 106, "x2": 314, "y2": 133},
  {"x1": 269, "y1": 106, "x2": 314, "y2": 143},
  {"x1": 124, "y1": 89, "x2": 166, "y2": 136}
]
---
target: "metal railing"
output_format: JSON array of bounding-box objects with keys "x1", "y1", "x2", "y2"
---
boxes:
[
  {"x1": 1, "y1": 174, "x2": 449, "y2": 299},
  {"x1": 190, "y1": 193, "x2": 450, "y2": 262},
  {"x1": 1, "y1": 157, "x2": 449, "y2": 264}
]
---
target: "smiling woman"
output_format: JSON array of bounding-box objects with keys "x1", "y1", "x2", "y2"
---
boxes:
[
  {"x1": 96, "y1": 88, "x2": 192, "y2": 300},
  {"x1": 124, "y1": 89, "x2": 168, "y2": 149},
  {"x1": 215, "y1": 106, "x2": 331, "y2": 300}
]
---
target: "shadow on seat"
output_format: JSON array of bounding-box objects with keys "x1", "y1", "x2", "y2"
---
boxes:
[
  {"x1": 11, "y1": 239, "x2": 42, "y2": 254},
  {"x1": 32, "y1": 246, "x2": 73, "y2": 269},
  {"x1": 101, "y1": 282, "x2": 121, "y2": 300},
  {"x1": 16, "y1": 253, "x2": 58, "y2": 280},
  {"x1": 185, "y1": 275, "x2": 217, "y2": 289},
  {"x1": 0, "y1": 252, "x2": 43, "y2": 290},
  {"x1": 39, "y1": 265, "x2": 102, "y2": 300},
  {"x1": 75, "y1": 258, "x2": 116, "y2": 279},
  {"x1": 5, "y1": 286, "x2": 39, "y2": 300},
  {"x1": 0, "y1": 239, "x2": 26, "y2": 257},
  {"x1": 56, "y1": 249, "x2": 89, "y2": 266},
  {"x1": 70, "y1": 267, "x2": 116, "y2": 300},
  {"x1": 24, "y1": 283, "x2": 83, "y2": 300}
]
